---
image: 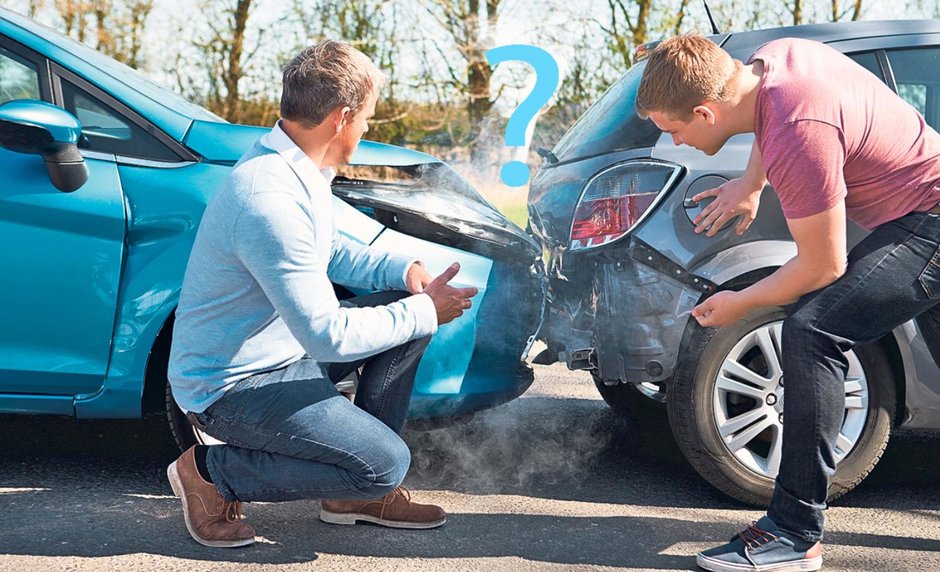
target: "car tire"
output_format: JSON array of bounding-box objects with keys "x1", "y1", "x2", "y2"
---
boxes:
[
  {"x1": 667, "y1": 307, "x2": 895, "y2": 506},
  {"x1": 593, "y1": 373, "x2": 668, "y2": 425},
  {"x1": 165, "y1": 380, "x2": 223, "y2": 452}
]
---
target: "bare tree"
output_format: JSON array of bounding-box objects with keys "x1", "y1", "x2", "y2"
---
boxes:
[
  {"x1": 55, "y1": 0, "x2": 90, "y2": 41},
  {"x1": 48, "y1": 0, "x2": 153, "y2": 68},
  {"x1": 792, "y1": 0, "x2": 803, "y2": 25},
  {"x1": 190, "y1": 0, "x2": 256, "y2": 122},
  {"x1": 110, "y1": 1, "x2": 153, "y2": 68},
  {"x1": 27, "y1": 0, "x2": 45, "y2": 18},
  {"x1": 421, "y1": 0, "x2": 501, "y2": 138},
  {"x1": 601, "y1": 0, "x2": 652, "y2": 69},
  {"x1": 831, "y1": 0, "x2": 865, "y2": 21},
  {"x1": 93, "y1": 0, "x2": 110, "y2": 52}
]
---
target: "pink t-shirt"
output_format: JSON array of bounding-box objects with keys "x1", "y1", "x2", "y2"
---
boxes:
[{"x1": 750, "y1": 38, "x2": 940, "y2": 230}]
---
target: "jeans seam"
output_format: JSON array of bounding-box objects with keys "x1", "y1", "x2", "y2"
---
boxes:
[
  {"x1": 919, "y1": 246, "x2": 940, "y2": 298},
  {"x1": 376, "y1": 342, "x2": 408, "y2": 423}
]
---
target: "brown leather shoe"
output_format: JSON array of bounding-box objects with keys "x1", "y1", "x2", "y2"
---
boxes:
[
  {"x1": 167, "y1": 446, "x2": 255, "y2": 547},
  {"x1": 320, "y1": 486, "x2": 446, "y2": 529}
]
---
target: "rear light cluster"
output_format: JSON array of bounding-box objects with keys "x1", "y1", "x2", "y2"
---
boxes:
[{"x1": 569, "y1": 161, "x2": 681, "y2": 251}]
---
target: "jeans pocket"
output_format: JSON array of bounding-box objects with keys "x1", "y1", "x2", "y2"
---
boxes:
[{"x1": 918, "y1": 245, "x2": 940, "y2": 299}]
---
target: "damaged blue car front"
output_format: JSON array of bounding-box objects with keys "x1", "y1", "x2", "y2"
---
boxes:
[{"x1": 0, "y1": 7, "x2": 546, "y2": 450}]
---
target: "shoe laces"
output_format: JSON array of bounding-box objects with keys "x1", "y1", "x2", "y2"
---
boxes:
[
  {"x1": 373, "y1": 486, "x2": 412, "y2": 519},
  {"x1": 224, "y1": 501, "x2": 244, "y2": 523},
  {"x1": 738, "y1": 521, "x2": 779, "y2": 550},
  {"x1": 391, "y1": 486, "x2": 412, "y2": 504}
]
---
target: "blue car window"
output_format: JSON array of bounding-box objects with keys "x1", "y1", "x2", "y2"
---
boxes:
[
  {"x1": 0, "y1": 46, "x2": 39, "y2": 105},
  {"x1": 59, "y1": 78, "x2": 179, "y2": 162},
  {"x1": 886, "y1": 47, "x2": 940, "y2": 131}
]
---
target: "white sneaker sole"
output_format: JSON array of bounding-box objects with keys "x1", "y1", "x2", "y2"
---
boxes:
[
  {"x1": 319, "y1": 508, "x2": 446, "y2": 529},
  {"x1": 697, "y1": 554, "x2": 822, "y2": 572},
  {"x1": 167, "y1": 461, "x2": 255, "y2": 548}
]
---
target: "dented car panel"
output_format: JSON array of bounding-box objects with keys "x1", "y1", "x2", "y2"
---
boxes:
[
  {"x1": 332, "y1": 164, "x2": 546, "y2": 417},
  {"x1": 529, "y1": 19, "x2": 940, "y2": 505},
  {"x1": 0, "y1": 7, "x2": 545, "y2": 427},
  {"x1": 529, "y1": 19, "x2": 940, "y2": 424}
]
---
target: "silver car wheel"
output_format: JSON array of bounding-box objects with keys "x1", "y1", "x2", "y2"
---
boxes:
[{"x1": 712, "y1": 320, "x2": 869, "y2": 478}]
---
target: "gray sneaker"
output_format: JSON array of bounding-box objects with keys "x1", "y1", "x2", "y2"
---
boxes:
[{"x1": 697, "y1": 516, "x2": 822, "y2": 572}]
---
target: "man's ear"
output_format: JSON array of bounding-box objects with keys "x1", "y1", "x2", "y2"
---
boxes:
[
  {"x1": 692, "y1": 104, "x2": 717, "y2": 125},
  {"x1": 332, "y1": 106, "x2": 352, "y2": 133}
]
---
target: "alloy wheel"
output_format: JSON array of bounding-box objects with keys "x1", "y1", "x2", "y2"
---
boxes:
[{"x1": 712, "y1": 320, "x2": 869, "y2": 477}]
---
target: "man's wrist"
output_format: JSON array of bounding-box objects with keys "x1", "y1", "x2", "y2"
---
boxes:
[
  {"x1": 741, "y1": 176, "x2": 766, "y2": 193},
  {"x1": 734, "y1": 287, "x2": 762, "y2": 315},
  {"x1": 402, "y1": 260, "x2": 423, "y2": 287}
]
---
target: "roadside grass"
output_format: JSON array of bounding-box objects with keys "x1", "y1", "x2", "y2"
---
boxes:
[{"x1": 460, "y1": 169, "x2": 530, "y2": 228}]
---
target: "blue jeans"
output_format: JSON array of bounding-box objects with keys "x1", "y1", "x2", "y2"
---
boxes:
[
  {"x1": 193, "y1": 291, "x2": 431, "y2": 503},
  {"x1": 768, "y1": 211, "x2": 940, "y2": 541}
]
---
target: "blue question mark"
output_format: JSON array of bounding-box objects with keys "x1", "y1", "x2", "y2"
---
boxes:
[{"x1": 485, "y1": 45, "x2": 559, "y2": 187}]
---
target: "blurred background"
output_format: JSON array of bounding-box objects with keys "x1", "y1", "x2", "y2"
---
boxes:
[{"x1": 2, "y1": 0, "x2": 939, "y2": 224}]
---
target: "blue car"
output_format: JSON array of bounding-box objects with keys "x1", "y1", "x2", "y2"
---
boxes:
[{"x1": 0, "y1": 8, "x2": 545, "y2": 449}]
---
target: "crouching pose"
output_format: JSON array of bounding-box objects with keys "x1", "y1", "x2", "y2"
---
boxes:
[{"x1": 166, "y1": 40, "x2": 477, "y2": 547}]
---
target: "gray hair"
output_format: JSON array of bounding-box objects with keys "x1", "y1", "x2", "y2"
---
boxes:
[{"x1": 280, "y1": 40, "x2": 387, "y2": 127}]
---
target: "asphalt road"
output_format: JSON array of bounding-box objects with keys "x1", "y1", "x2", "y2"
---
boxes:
[{"x1": 1, "y1": 363, "x2": 939, "y2": 571}]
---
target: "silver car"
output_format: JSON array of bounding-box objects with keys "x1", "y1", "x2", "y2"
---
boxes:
[{"x1": 528, "y1": 19, "x2": 940, "y2": 505}]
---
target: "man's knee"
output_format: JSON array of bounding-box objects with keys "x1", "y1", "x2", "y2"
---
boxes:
[{"x1": 356, "y1": 435, "x2": 410, "y2": 497}]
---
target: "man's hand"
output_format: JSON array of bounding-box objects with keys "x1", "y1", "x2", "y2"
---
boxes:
[
  {"x1": 424, "y1": 262, "x2": 479, "y2": 325},
  {"x1": 405, "y1": 261, "x2": 433, "y2": 294},
  {"x1": 691, "y1": 290, "x2": 754, "y2": 328},
  {"x1": 692, "y1": 177, "x2": 763, "y2": 237}
]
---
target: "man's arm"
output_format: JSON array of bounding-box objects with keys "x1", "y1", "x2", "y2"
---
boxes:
[
  {"x1": 692, "y1": 120, "x2": 849, "y2": 327},
  {"x1": 692, "y1": 143, "x2": 767, "y2": 236},
  {"x1": 692, "y1": 202, "x2": 847, "y2": 327},
  {"x1": 235, "y1": 191, "x2": 438, "y2": 362},
  {"x1": 328, "y1": 229, "x2": 418, "y2": 292}
]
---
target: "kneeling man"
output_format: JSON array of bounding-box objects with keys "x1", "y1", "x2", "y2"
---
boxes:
[{"x1": 166, "y1": 40, "x2": 477, "y2": 547}]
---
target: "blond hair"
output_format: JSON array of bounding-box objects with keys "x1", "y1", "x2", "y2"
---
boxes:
[
  {"x1": 280, "y1": 40, "x2": 387, "y2": 127},
  {"x1": 635, "y1": 34, "x2": 740, "y2": 121}
]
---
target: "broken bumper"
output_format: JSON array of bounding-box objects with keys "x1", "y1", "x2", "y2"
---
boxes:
[{"x1": 540, "y1": 238, "x2": 713, "y2": 384}]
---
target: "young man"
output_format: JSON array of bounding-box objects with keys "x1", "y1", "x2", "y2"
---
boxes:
[
  {"x1": 636, "y1": 34, "x2": 940, "y2": 571},
  {"x1": 166, "y1": 40, "x2": 478, "y2": 548}
]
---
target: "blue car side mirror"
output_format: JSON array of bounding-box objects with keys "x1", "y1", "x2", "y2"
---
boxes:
[{"x1": 0, "y1": 99, "x2": 88, "y2": 193}]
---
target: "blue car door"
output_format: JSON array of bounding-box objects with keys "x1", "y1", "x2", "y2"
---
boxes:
[{"x1": 0, "y1": 40, "x2": 125, "y2": 405}]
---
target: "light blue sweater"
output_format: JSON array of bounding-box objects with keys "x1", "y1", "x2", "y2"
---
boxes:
[{"x1": 168, "y1": 124, "x2": 438, "y2": 413}]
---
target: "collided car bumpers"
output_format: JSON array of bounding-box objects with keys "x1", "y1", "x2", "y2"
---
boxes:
[
  {"x1": 527, "y1": 148, "x2": 716, "y2": 386},
  {"x1": 331, "y1": 166, "x2": 549, "y2": 418},
  {"x1": 537, "y1": 236, "x2": 712, "y2": 384}
]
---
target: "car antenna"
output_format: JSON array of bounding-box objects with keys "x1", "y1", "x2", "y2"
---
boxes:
[{"x1": 703, "y1": 0, "x2": 721, "y2": 34}]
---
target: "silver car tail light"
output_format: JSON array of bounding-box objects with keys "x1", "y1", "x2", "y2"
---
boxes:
[{"x1": 569, "y1": 161, "x2": 681, "y2": 251}]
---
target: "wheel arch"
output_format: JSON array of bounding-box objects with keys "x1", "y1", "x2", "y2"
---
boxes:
[
  {"x1": 877, "y1": 328, "x2": 908, "y2": 427},
  {"x1": 142, "y1": 311, "x2": 176, "y2": 415},
  {"x1": 687, "y1": 246, "x2": 908, "y2": 427}
]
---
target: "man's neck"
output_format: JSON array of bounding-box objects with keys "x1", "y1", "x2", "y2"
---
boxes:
[
  {"x1": 279, "y1": 119, "x2": 334, "y2": 168},
  {"x1": 725, "y1": 60, "x2": 764, "y2": 135}
]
